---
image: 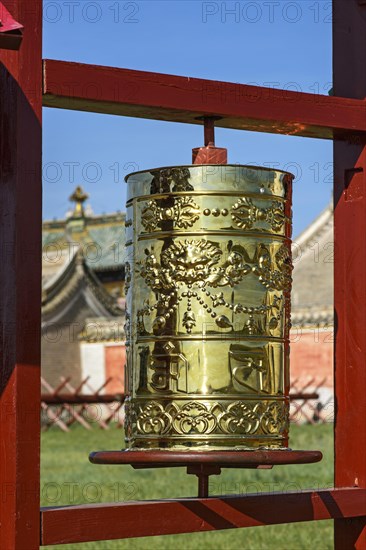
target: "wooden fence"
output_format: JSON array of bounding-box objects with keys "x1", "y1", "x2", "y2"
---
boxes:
[
  {"x1": 41, "y1": 377, "x2": 125, "y2": 432},
  {"x1": 289, "y1": 376, "x2": 333, "y2": 425}
]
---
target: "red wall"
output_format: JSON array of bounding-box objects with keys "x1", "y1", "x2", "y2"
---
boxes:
[
  {"x1": 290, "y1": 330, "x2": 333, "y2": 387},
  {"x1": 104, "y1": 345, "x2": 125, "y2": 393}
]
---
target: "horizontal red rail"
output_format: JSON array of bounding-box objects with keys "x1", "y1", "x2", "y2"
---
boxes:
[
  {"x1": 40, "y1": 488, "x2": 366, "y2": 546},
  {"x1": 42, "y1": 60, "x2": 366, "y2": 141}
]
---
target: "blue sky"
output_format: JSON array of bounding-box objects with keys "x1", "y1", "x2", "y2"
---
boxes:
[{"x1": 43, "y1": 1, "x2": 333, "y2": 236}]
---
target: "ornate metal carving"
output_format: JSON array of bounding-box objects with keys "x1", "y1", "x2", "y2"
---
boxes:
[
  {"x1": 150, "y1": 167, "x2": 194, "y2": 194},
  {"x1": 139, "y1": 195, "x2": 288, "y2": 233},
  {"x1": 135, "y1": 239, "x2": 290, "y2": 335},
  {"x1": 141, "y1": 197, "x2": 200, "y2": 232},
  {"x1": 138, "y1": 240, "x2": 292, "y2": 292},
  {"x1": 125, "y1": 165, "x2": 293, "y2": 450},
  {"x1": 150, "y1": 347, "x2": 188, "y2": 393},
  {"x1": 231, "y1": 197, "x2": 287, "y2": 231},
  {"x1": 126, "y1": 399, "x2": 289, "y2": 439}
]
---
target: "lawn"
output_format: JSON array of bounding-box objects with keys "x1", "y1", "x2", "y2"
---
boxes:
[{"x1": 41, "y1": 424, "x2": 333, "y2": 550}]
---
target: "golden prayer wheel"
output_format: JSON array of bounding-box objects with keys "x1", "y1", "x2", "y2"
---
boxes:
[{"x1": 124, "y1": 164, "x2": 293, "y2": 451}]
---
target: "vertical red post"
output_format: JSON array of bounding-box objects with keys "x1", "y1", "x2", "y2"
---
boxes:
[
  {"x1": 333, "y1": 1, "x2": 366, "y2": 548},
  {"x1": 0, "y1": 1, "x2": 42, "y2": 549}
]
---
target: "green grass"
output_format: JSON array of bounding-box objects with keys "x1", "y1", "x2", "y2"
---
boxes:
[{"x1": 41, "y1": 424, "x2": 333, "y2": 550}]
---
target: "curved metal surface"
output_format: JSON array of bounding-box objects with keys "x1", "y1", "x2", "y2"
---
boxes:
[{"x1": 124, "y1": 165, "x2": 293, "y2": 450}]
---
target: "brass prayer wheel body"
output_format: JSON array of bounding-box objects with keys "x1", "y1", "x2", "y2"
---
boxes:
[{"x1": 124, "y1": 165, "x2": 293, "y2": 450}]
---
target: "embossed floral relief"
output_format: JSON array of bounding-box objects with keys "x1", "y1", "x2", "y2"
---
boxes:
[
  {"x1": 126, "y1": 399, "x2": 288, "y2": 437},
  {"x1": 231, "y1": 197, "x2": 288, "y2": 232},
  {"x1": 138, "y1": 240, "x2": 291, "y2": 293},
  {"x1": 141, "y1": 197, "x2": 200, "y2": 232},
  {"x1": 139, "y1": 195, "x2": 289, "y2": 233},
  {"x1": 134, "y1": 239, "x2": 291, "y2": 335}
]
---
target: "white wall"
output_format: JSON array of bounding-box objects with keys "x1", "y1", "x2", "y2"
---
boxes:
[{"x1": 80, "y1": 342, "x2": 105, "y2": 393}]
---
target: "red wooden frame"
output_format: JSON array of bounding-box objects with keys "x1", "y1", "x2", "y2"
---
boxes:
[
  {"x1": 42, "y1": 59, "x2": 366, "y2": 141},
  {"x1": 41, "y1": 488, "x2": 366, "y2": 546},
  {"x1": 333, "y1": 2, "x2": 366, "y2": 548},
  {"x1": 0, "y1": 1, "x2": 42, "y2": 549},
  {"x1": 1, "y1": 0, "x2": 366, "y2": 548}
]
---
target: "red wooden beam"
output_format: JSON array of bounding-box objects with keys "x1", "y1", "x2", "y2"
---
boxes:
[
  {"x1": 42, "y1": 59, "x2": 366, "y2": 141},
  {"x1": 0, "y1": 1, "x2": 42, "y2": 549},
  {"x1": 0, "y1": 2, "x2": 23, "y2": 50},
  {"x1": 333, "y1": 1, "x2": 366, "y2": 549},
  {"x1": 40, "y1": 488, "x2": 366, "y2": 546}
]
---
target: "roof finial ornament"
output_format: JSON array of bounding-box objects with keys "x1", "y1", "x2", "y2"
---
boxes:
[{"x1": 69, "y1": 186, "x2": 89, "y2": 217}]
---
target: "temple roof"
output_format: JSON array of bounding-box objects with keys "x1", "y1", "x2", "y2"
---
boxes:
[
  {"x1": 79, "y1": 317, "x2": 125, "y2": 343},
  {"x1": 42, "y1": 247, "x2": 124, "y2": 319},
  {"x1": 291, "y1": 202, "x2": 333, "y2": 326},
  {"x1": 42, "y1": 213, "x2": 125, "y2": 272},
  {"x1": 43, "y1": 185, "x2": 126, "y2": 275},
  {"x1": 42, "y1": 187, "x2": 125, "y2": 326}
]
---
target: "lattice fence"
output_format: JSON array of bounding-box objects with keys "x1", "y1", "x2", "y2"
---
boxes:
[
  {"x1": 290, "y1": 376, "x2": 333, "y2": 425},
  {"x1": 41, "y1": 376, "x2": 125, "y2": 432}
]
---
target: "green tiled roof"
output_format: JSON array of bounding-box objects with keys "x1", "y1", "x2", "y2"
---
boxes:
[
  {"x1": 42, "y1": 230, "x2": 65, "y2": 247},
  {"x1": 87, "y1": 225, "x2": 126, "y2": 269},
  {"x1": 42, "y1": 213, "x2": 126, "y2": 270}
]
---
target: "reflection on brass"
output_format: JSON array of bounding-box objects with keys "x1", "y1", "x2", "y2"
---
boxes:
[{"x1": 124, "y1": 165, "x2": 293, "y2": 450}]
